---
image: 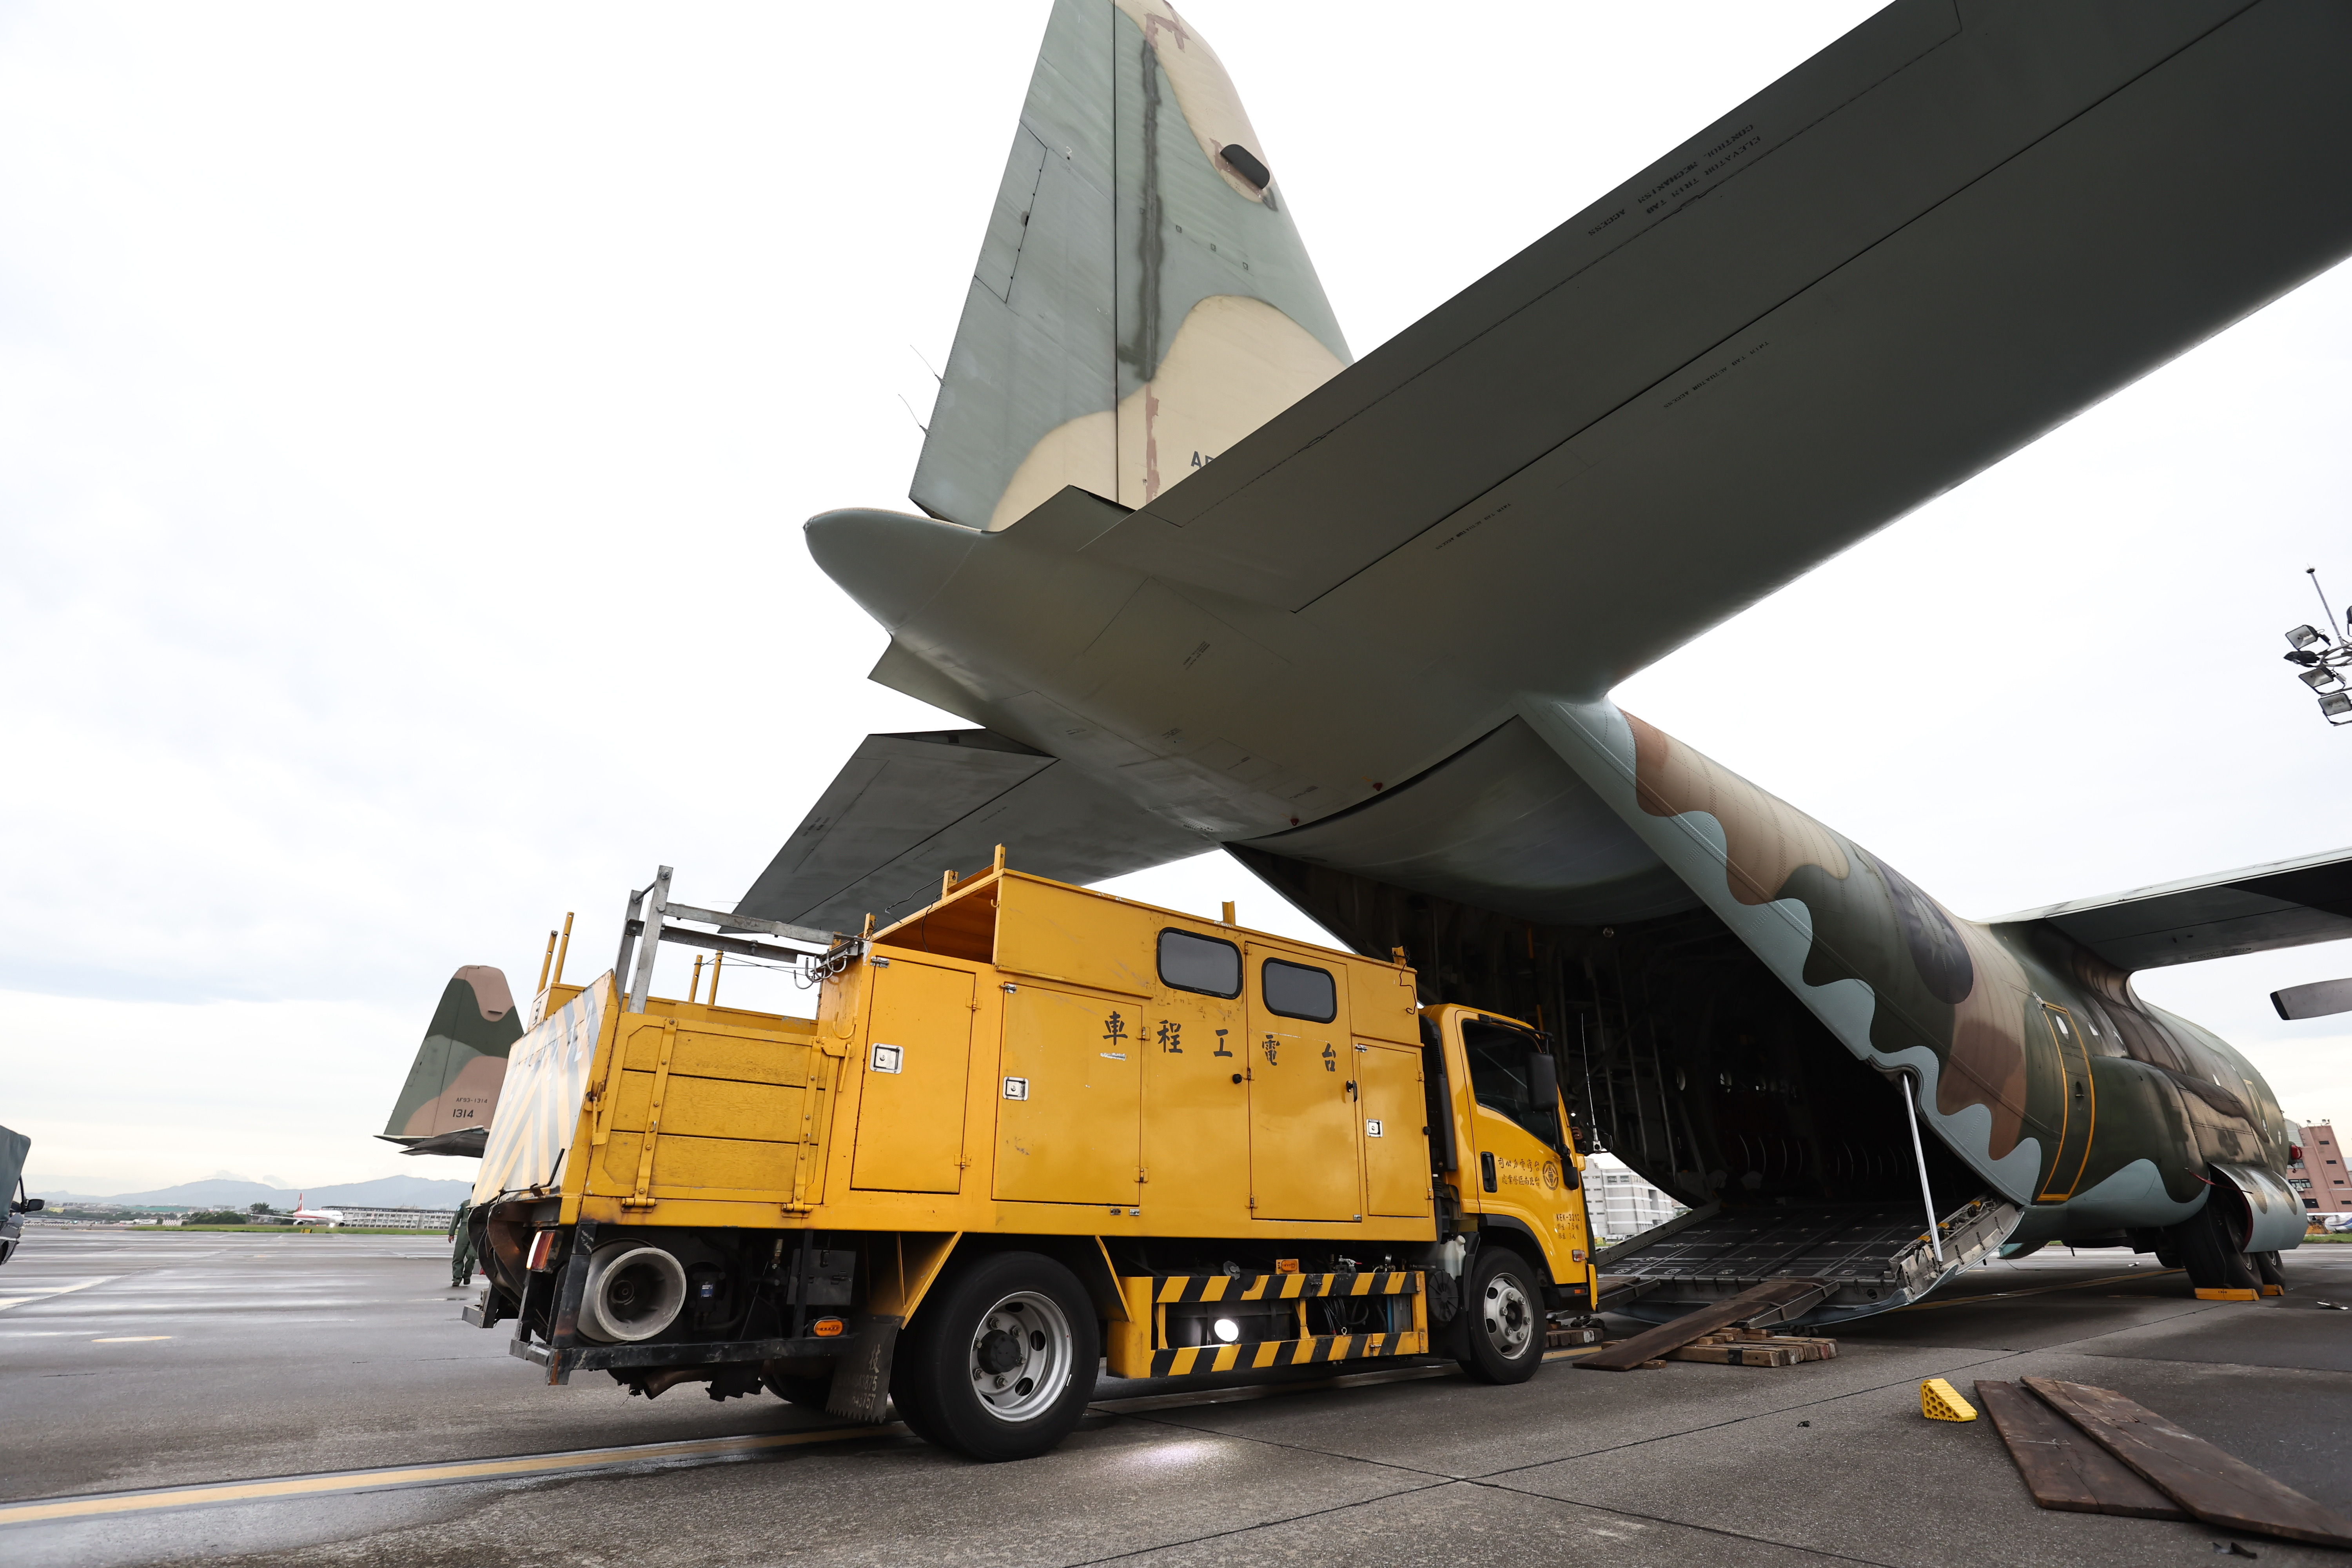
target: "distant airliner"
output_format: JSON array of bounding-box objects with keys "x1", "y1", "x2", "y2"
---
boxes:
[{"x1": 287, "y1": 1195, "x2": 343, "y2": 1229}]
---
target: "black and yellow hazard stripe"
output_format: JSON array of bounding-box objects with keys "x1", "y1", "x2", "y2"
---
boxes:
[
  {"x1": 1147, "y1": 1329, "x2": 1426, "y2": 1377},
  {"x1": 1149, "y1": 1269, "x2": 1420, "y2": 1305}
]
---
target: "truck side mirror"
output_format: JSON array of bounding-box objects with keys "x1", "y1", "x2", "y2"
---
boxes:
[
  {"x1": 16, "y1": 1198, "x2": 44, "y2": 1213},
  {"x1": 1528, "y1": 1052, "x2": 1559, "y2": 1108}
]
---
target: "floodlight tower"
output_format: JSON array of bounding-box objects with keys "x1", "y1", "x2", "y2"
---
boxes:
[{"x1": 2283, "y1": 568, "x2": 2352, "y2": 726}]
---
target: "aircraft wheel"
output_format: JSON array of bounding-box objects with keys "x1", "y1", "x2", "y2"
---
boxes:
[
  {"x1": 2256, "y1": 1250, "x2": 2285, "y2": 1290},
  {"x1": 1457, "y1": 1245, "x2": 1544, "y2": 1385},
  {"x1": 2171, "y1": 1195, "x2": 2259, "y2": 1291},
  {"x1": 889, "y1": 1251, "x2": 1097, "y2": 1461}
]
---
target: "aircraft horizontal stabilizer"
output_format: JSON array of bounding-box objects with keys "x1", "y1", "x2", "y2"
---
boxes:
[
  {"x1": 1069, "y1": 1, "x2": 2352, "y2": 699},
  {"x1": 737, "y1": 730, "x2": 1206, "y2": 934},
  {"x1": 381, "y1": 1126, "x2": 490, "y2": 1158},
  {"x1": 2272, "y1": 977, "x2": 2352, "y2": 1022},
  {"x1": 1993, "y1": 845, "x2": 2352, "y2": 972}
]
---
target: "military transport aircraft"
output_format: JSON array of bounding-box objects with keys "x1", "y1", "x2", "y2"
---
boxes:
[{"x1": 742, "y1": 0, "x2": 2352, "y2": 1317}]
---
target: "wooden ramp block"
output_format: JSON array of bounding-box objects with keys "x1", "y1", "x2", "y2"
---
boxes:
[
  {"x1": 1576, "y1": 1278, "x2": 1826, "y2": 1372},
  {"x1": 2025, "y1": 1378, "x2": 2352, "y2": 1548},
  {"x1": 1975, "y1": 1380, "x2": 2185, "y2": 1519},
  {"x1": 1667, "y1": 1332, "x2": 1837, "y2": 1367}
]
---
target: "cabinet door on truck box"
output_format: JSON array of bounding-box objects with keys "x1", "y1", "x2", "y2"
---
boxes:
[
  {"x1": 1245, "y1": 948, "x2": 1361, "y2": 1221},
  {"x1": 597, "y1": 1013, "x2": 821, "y2": 1201},
  {"x1": 995, "y1": 984, "x2": 1141, "y2": 1206},
  {"x1": 850, "y1": 960, "x2": 975, "y2": 1194},
  {"x1": 1356, "y1": 1041, "x2": 1430, "y2": 1218},
  {"x1": 1133, "y1": 927, "x2": 1251, "y2": 1229}
]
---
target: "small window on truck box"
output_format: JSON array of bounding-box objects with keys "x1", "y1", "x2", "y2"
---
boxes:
[
  {"x1": 1262, "y1": 958, "x2": 1337, "y2": 1022},
  {"x1": 1158, "y1": 929, "x2": 1241, "y2": 998}
]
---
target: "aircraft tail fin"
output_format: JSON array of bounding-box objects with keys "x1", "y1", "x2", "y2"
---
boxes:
[
  {"x1": 911, "y1": 0, "x2": 1350, "y2": 534},
  {"x1": 379, "y1": 966, "x2": 523, "y2": 1150}
]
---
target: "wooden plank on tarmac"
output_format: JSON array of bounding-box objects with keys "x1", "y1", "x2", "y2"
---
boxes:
[
  {"x1": 1973, "y1": 1380, "x2": 2184, "y2": 1519},
  {"x1": 2024, "y1": 1378, "x2": 2352, "y2": 1548},
  {"x1": 1576, "y1": 1278, "x2": 1826, "y2": 1372}
]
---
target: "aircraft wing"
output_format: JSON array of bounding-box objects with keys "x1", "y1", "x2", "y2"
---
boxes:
[
  {"x1": 1069, "y1": 0, "x2": 2352, "y2": 690},
  {"x1": 1993, "y1": 845, "x2": 2352, "y2": 971},
  {"x1": 737, "y1": 729, "x2": 1207, "y2": 933}
]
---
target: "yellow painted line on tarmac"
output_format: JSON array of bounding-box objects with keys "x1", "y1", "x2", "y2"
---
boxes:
[
  {"x1": 1896, "y1": 1267, "x2": 2185, "y2": 1310},
  {"x1": 5, "y1": 1346, "x2": 1614, "y2": 1526},
  {"x1": 0, "y1": 1424, "x2": 908, "y2": 1527}
]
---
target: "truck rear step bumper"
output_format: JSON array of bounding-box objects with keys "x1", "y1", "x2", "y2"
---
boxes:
[{"x1": 512, "y1": 1330, "x2": 859, "y2": 1385}]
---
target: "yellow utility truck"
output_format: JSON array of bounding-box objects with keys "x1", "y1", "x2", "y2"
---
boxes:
[{"x1": 465, "y1": 857, "x2": 1593, "y2": 1460}]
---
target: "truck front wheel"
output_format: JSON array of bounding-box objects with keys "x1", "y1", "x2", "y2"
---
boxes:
[
  {"x1": 1457, "y1": 1246, "x2": 1544, "y2": 1385},
  {"x1": 890, "y1": 1251, "x2": 1099, "y2": 1461}
]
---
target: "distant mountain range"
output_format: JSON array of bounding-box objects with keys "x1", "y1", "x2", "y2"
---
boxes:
[{"x1": 30, "y1": 1175, "x2": 474, "y2": 1210}]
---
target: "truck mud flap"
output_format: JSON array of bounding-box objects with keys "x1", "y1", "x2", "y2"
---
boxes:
[{"x1": 825, "y1": 1313, "x2": 902, "y2": 1423}]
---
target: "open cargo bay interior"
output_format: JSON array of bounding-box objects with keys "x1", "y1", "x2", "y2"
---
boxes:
[{"x1": 1235, "y1": 848, "x2": 1996, "y2": 1320}]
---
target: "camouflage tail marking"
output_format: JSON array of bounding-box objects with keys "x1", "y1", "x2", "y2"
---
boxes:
[
  {"x1": 381, "y1": 965, "x2": 523, "y2": 1146},
  {"x1": 913, "y1": 0, "x2": 1350, "y2": 533}
]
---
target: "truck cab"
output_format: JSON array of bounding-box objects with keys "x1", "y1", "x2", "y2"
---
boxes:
[
  {"x1": 1427, "y1": 1004, "x2": 1591, "y2": 1307},
  {"x1": 461, "y1": 862, "x2": 1591, "y2": 1459}
]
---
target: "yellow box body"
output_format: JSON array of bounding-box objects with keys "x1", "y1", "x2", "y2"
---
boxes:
[{"x1": 478, "y1": 867, "x2": 1591, "y2": 1357}]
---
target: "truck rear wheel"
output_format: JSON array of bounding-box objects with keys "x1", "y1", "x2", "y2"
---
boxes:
[
  {"x1": 890, "y1": 1251, "x2": 1098, "y2": 1462},
  {"x1": 1457, "y1": 1245, "x2": 1543, "y2": 1385}
]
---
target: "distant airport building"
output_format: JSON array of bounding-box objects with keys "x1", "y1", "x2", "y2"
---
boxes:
[
  {"x1": 1584, "y1": 1153, "x2": 1686, "y2": 1245},
  {"x1": 2290, "y1": 1120, "x2": 2352, "y2": 1216},
  {"x1": 330, "y1": 1206, "x2": 458, "y2": 1230}
]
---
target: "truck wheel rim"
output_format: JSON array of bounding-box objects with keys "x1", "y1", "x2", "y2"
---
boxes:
[
  {"x1": 1483, "y1": 1271, "x2": 1532, "y2": 1357},
  {"x1": 966, "y1": 1289, "x2": 1073, "y2": 1423}
]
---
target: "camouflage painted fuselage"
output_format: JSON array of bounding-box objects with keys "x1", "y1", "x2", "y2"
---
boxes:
[{"x1": 1529, "y1": 700, "x2": 2303, "y2": 1250}]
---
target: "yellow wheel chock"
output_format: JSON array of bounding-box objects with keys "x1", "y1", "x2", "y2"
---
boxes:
[{"x1": 1920, "y1": 1377, "x2": 1977, "y2": 1421}]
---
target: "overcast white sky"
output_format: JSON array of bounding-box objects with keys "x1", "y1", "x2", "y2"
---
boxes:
[{"x1": 6, "y1": 2, "x2": 2347, "y2": 1196}]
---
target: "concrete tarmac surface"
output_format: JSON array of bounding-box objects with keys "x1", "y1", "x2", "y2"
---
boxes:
[{"x1": 3, "y1": 1229, "x2": 2349, "y2": 1567}]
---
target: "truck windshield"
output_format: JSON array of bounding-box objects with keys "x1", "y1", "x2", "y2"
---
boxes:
[{"x1": 1461, "y1": 1019, "x2": 1563, "y2": 1149}]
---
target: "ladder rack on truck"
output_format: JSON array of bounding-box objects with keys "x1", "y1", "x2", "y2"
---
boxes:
[{"x1": 463, "y1": 855, "x2": 1594, "y2": 1460}]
